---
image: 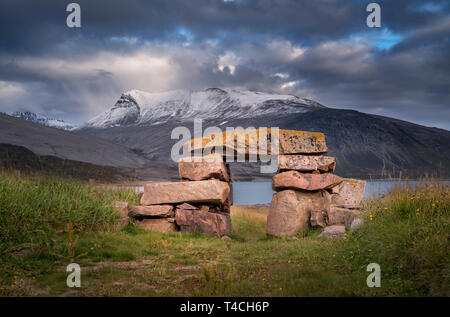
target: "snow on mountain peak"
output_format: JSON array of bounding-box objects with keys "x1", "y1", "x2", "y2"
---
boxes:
[
  {"x1": 81, "y1": 88, "x2": 325, "y2": 129},
  {"x1": 11, "y1": 111, "x2": 76, "y2": 130}
]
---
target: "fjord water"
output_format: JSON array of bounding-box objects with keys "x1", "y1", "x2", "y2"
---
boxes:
[
  {"x1": 129, "y1": 180, "x2": 449, "y2": 206},
  {"x1": 233, "y1": 180, "x2": 450, "y2": 205}
]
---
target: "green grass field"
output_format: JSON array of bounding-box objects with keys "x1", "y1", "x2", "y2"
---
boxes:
[{"x1": 0, "y1": 171, "x2": 448, "y2": 296}]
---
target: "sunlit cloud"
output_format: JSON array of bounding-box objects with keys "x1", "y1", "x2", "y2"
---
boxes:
[
  {"x1": 280, "y1": 81, "x2": 299, "y2": 90},
  {"x1": 217, "y1": 52, "x2": 240, "y2": 75},
  {"x1": 274, "y1": 73, "x2": 289, "y2": 79}
]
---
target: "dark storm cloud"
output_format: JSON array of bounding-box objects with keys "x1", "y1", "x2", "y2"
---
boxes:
[
  {"x1": 0, "y1": 0, "x2": 448, "y2": 129},
  {"x1": 0, "y1": 0, "x2": 361, "y2": 53}
]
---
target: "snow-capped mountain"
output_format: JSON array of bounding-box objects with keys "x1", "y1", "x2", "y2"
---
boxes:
[
  {"x1": 75, "y1": 87, "x2": 450, "y2": 180},
  {"x1": 11, "y1": 111, "x2": 76, "y2": 131},
  {"x1": 2, "y1": 89, "x2": 448, "y2": 180},
  {"x1": 80, "y1": 88, "x2": 325, "y2": 129}
]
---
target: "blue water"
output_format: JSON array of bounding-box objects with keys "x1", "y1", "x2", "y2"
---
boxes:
[
  {"x1": 129, "y1": 180, "x2": 449, "y2": 206},
  {"x1": 232, "y1": 180, "x2": 450, "y2": 205}
]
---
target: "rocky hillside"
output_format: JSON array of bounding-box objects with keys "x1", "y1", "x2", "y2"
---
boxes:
[{"x1": 0, "y1": 113, "x2": 150, "y2": 169}]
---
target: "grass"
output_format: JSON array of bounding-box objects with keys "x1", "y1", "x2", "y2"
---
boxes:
[{"x1": 0, "y1": 172, "x2": 448, "y2": 296}]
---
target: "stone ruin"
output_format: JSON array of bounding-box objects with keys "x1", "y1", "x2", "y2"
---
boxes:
[{"x1": 115, "y1": 129, "x2": 366, "y2": 238}]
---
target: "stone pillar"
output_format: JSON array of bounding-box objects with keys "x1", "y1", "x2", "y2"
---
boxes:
[
  {"x1": 266, "y1": 131, "x2": 366, "y2": 238},
  {"x1": 174, "y1": 153, "x2": 234, "y2": 236},
  {"x1": 126, "y1": 154, "x2": 233, "y2": 237}
]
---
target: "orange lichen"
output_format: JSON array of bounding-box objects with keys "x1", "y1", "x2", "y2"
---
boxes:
[
  {"x1": 184, "y1": 129, "x2": 325, "y2": 150},
  {"x1": 345, "y1": 179, "x2": 362, "y2": 188}
]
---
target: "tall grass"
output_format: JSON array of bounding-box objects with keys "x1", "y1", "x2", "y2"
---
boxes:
[
  {"x1": 345, "y1": 181, "x2": 450, "y2": 295},
  {"x1": 0, "y1": 171, "x2": 138, "y2": 253},
  {"x1": 231, "y1": 206, "x2": 268, "y2": 239}
]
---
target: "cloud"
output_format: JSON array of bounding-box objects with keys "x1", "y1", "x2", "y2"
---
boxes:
[
  {"x1": 218, "y1": 52, "x2": 240, "y2": 74},
  {"x1": 0, "y1": 0, "x2": 448, "y2": 129}
]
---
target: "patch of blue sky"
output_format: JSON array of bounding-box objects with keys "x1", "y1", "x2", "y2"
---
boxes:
[
  {"x1": 349, "y1": 27, "x2": 404, "y2": 51},
  {"x1": 415, "y1": 2, "x2": 446, "y2": 13},
  {"x1": 175, "y1": 26, "x2": 195, "y2": 43}
]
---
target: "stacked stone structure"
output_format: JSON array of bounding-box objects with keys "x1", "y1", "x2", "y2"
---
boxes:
[
  {"x1": 119, "y1": 153, "x2": 233, "y2": 237},
  {"x1": 266, "y1": 131, "x2": 366, "y2": 237},
  {"x1": 115, "y1": 129, "x2": 365, "y2": 239}
]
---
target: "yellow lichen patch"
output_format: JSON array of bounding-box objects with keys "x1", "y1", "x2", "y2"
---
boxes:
[
  {"x1": 184, "y1": 128, "x2": 323, "y2": 152},
  {"x1": 345, "y1": 179, "x2": 362, "y2": 188},
  {"x1": 280, "y1": 129, "x2": 325, "y2": 140},
  {"x1": 187, "y1": 136, "x2": 212, "y2": 148},
  {"x1": 184, "y1": 128, "x2": 273, "y2": 152}
]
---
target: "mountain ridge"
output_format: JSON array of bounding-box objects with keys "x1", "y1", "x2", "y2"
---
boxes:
[
  {"x1": 75, "y1": 88, "x2": 450, "y2": 179},
  {"x1": 11, "y1": 111, "x2": 76, "y2": 130},
  {"x1": 78, "y1": 88, "x2": 325, "y2": 129},
  {"x1": 2, "y1": 88, "x2": 449, "y2": 180}
]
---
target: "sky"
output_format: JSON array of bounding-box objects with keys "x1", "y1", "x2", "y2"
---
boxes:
[{"x1": 0, "y1": 0, "x2": 449, "y2": 129}]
